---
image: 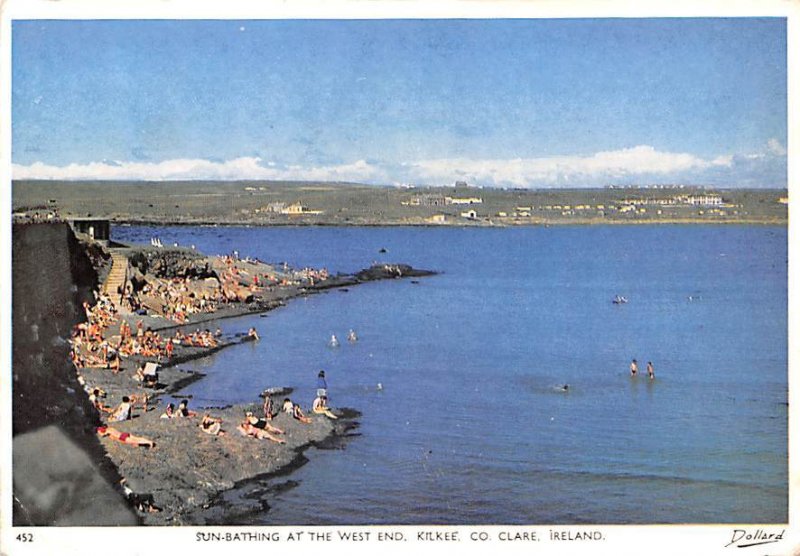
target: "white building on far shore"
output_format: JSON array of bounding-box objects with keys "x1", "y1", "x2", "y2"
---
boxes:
[{"x1": 447, "y1": 197, "x2": 483, "y2": 205}]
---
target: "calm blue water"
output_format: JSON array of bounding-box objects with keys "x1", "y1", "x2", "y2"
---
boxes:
[{"x1": 113, "y1": 224, "x2": 788, "y2": 524}]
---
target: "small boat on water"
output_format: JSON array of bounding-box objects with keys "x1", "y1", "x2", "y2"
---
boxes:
[{"x1": 612, "y1": 295, "x2": 628, "y2": 305}]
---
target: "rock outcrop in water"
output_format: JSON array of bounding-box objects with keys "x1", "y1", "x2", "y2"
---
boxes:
[
  {"x1": 128, "y1": 248, "x2": 216, "y2": 280},
  {"x1": 355, "y1": 263, "x2": 437, "y2": 281}
]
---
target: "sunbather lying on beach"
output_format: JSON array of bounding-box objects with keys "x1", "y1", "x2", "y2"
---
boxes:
[
  {"x1": 96, "y1": 426, "x2": 155, "y2": 448},
  {"x1": 312, "y1": 395, "x2": 338, "y2": 419},
  {"x1": 200, "y1": 414, "x2": 226, "y2": 436},
  {"x1": 245, "y1": 411, "x2": 284, "y2": 434},
  {"x1": 237, "y1": 420, "x2": 286, "y2": 443}
]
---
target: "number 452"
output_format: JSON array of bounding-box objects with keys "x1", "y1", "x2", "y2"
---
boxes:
[{"x1": 16, "y1": 533, "x2": 34, "y2": 542}]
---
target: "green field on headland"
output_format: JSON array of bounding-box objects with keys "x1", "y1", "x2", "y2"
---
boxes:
[{"x1": 13, "y1": 180, "x2": 788, "y2": 226}]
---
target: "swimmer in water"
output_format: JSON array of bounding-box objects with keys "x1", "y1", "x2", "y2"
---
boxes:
[
  {"x1": 647, "y1": 361, "x2": 655, "y2": 380},
  {"x1": 630, "y1": 359, "x2": 638, "y2": 376}
]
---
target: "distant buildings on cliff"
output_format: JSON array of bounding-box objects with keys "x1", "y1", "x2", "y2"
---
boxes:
[
  {"x1": 402, "y1": 194, "x2": 484, "y2": 207},
  {"x1": 254, "y1": 201, "x2": 324, "y2": 216}
]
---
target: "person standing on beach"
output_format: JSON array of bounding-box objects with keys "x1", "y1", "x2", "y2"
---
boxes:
[
  {"x1": 317, "y1": 370, "x2": 328, "y2": 398},
  {"x1": 263, "y1": 395, "x2": 273, "y2": 421},
  {"x1": 630, "y1": 359, "x2": 638, "y2": 376},
  {"x1": 647, "y1": 361, "x2": 655, "y2": 380}
]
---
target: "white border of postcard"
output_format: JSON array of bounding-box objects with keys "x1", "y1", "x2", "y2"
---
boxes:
[{"x1": 0, "y1": 1, "x2": 797, "y2": 555}]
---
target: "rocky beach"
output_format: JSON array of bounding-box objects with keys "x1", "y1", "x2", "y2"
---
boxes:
[{"x1": 11, "y1": 221, "x2": 434, "y2": 525}]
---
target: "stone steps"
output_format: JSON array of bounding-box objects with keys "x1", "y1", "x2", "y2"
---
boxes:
[{"x1": 103, "y1": 253, "x2": 129, "y2": 302}]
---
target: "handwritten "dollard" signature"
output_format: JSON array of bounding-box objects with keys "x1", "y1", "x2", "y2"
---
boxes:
[{"x1": 725, "y1": 529, "x2": 785, "y2": 548}]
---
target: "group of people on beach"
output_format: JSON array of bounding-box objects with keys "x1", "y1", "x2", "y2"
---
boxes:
[
  {"x1": 136, "y1": 253, "x2": 335, "y2": 325},
  {"x1": 140, "y1": 276, "x2": 224, "y2": 323},
  {"x1": 67, "y1": 248, "x2": 346, "y2": 517},
  {"x1": 158, "y1": 400, "x2": 226, "y2": 437},
  {"x1": 131, "y1": 254, "x2": 270, "y2": 323},
  {"x1": 630, "y1": 359, "x2": 655, "y2": 380},
  {"x1": 71, "y1": 299, "x2": 175, "y2": 372},
  {"x1": 70, "y1": 289, "x2": 228, "y2": 380},
  {"x1": 170, "y1": 327, "x2": 221, "y2": 349},
  {"x1": 220, "y1": 255, "x2": 280, "y2": 292},
  {"x1": 237, "y1": 369, "x2": 339, "y2": 444},
  {"x1": 67, "y1": 284, "x2": 203, "y2": 454},
  {"x1": 296, "y1": 266, "x2": 330, "y2": 286}
]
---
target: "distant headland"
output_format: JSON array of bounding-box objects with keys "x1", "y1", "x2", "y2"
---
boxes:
[{"x1": 12, "y1": 180, "x2": 787, "y2": 226}]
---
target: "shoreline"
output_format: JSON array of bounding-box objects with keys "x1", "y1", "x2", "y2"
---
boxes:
[
  {"x1": 107, "y1": 217, "x2": 788, "y2": 228},
  {"x1": 69, "y1": 241, "x2": 435, "y2": 525}
]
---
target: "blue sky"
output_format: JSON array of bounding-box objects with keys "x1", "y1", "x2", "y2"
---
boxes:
[{"x1": 12, "y1": 19, "x2": 787, "y2": 187}]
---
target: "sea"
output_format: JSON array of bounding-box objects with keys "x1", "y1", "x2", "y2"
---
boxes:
[{"x1": 112, "y1": 224, "x2": 788, "y2": 525}]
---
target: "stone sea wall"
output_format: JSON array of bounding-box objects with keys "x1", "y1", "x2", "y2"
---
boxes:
[{"x1": 12, "y1": 223, "x2": 136, "y2": 525}]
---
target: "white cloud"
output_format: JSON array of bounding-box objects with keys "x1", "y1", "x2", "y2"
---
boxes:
[
  {"x1": 12, "y1": 144, "x2": 783, "y2": 188},
  {"x1": 12, "y1": 157, "x2": 387, "y2": 184},
  {"x1": 403, "y1": 145, "x2": 732, "y2": 187},
  {"x1": 767, "y1": 138, "x2": 787, "y2": 156}
]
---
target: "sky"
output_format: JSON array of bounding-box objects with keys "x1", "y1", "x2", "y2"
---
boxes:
[{"x1": 11, "y1": 18, "x2": 788, "y2": 188}]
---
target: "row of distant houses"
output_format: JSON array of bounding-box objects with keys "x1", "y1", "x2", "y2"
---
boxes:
[
  {"x1": 403, "y1": 193, "x2": 725, "y2": 211},
  {"x1": 619, "y1": 194, "x2": 725, "y2": 207},
  {"x1": 422, "y1": 193, "x2": 732, "y2": 222},
  {"x1": 402, "y1": 194, "x2": 484, "y2": 207}
]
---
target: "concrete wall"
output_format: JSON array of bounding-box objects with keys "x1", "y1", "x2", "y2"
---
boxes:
[{"x1": 12, "y1": 222, "x2": 136, "y2": 525}]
